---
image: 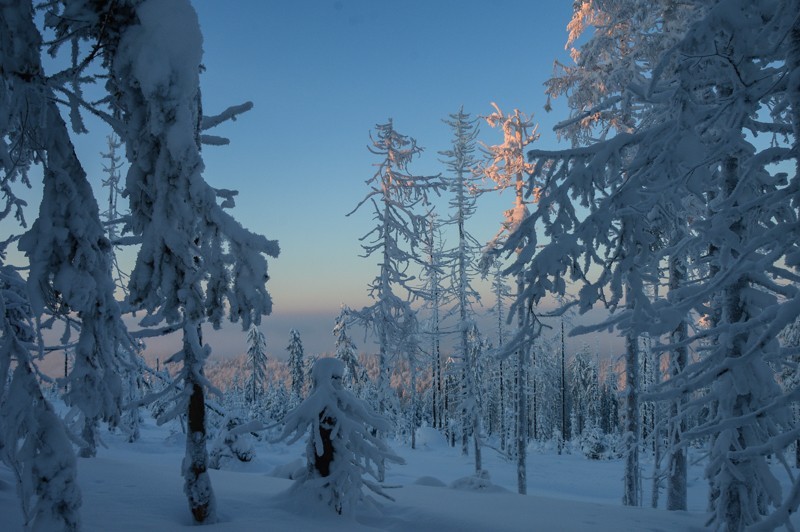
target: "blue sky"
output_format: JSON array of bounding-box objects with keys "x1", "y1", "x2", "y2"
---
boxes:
[
  {"x1": 183, "y1": 0, "x2": 584, "y2": 357},
  {"x1": 18, "y1": 1, "x2": 622, "y2": 363}
]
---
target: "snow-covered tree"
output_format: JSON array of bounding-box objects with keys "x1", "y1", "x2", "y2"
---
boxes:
[
  {"x1": 541, "y1": 0, "x2": 700, "y2": 509},
  {"x1": 333, "y1": 307, "x2": 360, "y2": 389},
  {"x1": 274, "y1": 358, "x2": 404, "y2": 515},
  {"x1": 441, "y1": 107, "x2": 485, "y2": 469},
  {"x1": 598, "y1": 365, "x2": 620, "y2": 436},
  {"x1": 3, "y1": 0, "x2": 134, "y2": 461},
  {"x1": 287, "y1": 328, "x2": 306, "y2": 405},
  {"x1": 0, "y1": 10, "x2": 85, "y2": 525},
  {"x1": 209, "y1": 414, "x2": 256, "y2": 470},
  {"x1": 121, "y1": 343, "x2": 146, "y2": 443},
  {"x1": 488, "y1": 260, "x2": 514, "y2": 451},
  {"x1": 569, "y1": 348, "x2": 599, "y2": 439},
  {"x1": 49, "y1": 0, "x2": 280, "y2": 523},
  {"x1": 461, "y1": 322, "x2": 484, "y2": 472},
  {"x1": 246, "y1": 325, "x2": 268, "y2": 403},
  {"x1": 780, "y1": 317, "x2": 800, "y2": 469},
  {"x1": 396, "y1": 311, "x2": 424, "y2": 450},
  {"x1": 419, "y1": 214, "x2": 449, "y2": 432},
  {"x1": 481, "y1": 103, "x2": 539, "y2": 495},
  {"x1": 348, "y1": 120, "x2": 444, "y2": 416},
  {"x1": 99, "y1": 133, "x2": 129, "y2": 297},
  {"x1": 0, "y1": 265, "x2": 81, "y2": 531},
  {"x1": 508, "y1": 0, "x2": 800, "y2": 526}
]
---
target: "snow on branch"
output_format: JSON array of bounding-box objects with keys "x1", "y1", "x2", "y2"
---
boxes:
[{"x1": 201, "y1": 102, "x2": 254, "y2": 130}]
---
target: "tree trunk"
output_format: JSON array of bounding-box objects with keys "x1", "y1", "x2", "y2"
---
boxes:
[
  {"x1": 666, "y1": 251, "x2": 688, "y2": 511},
  {"x1": 516, "y1": 272, "x2": 528, "y2": 495},
  {"x1": 622, "y1": 281, "x2": 640, "y2": 507},
  {"x1": 183, "y1": 322, "x2": 215, "y2": 523},
  {"x1": 315, "y1": 415, "x2": 335, "y2": 477},
  {"x1": 500, "y1": 359, "x2": 506, "y2": 452},
  {"x1": 410, "y1": 353, "x2": 417, "y2": 450}
]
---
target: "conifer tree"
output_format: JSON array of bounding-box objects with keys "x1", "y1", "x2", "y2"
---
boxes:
[
  {"x1": 3, "y1": 0, "x2": 134, "y2": 462},
  {"x1": 0, "y1": 265, "x2": 81, "y2": 530},
  {"x1": 348, "y1": 120, "x2": 444, "y2": 416},
  {"x1": 99, "y1": 133, "x2": 129, "y2": 296},
  {"x1": 247, "y1": 325, "x2": 268, "y2": 403},
  {"x1": 275, "y1": 358, "x2": 404, "y2": 515},
  {"x1": 49, "y1": 0, "x2": 281, "y2": 522},
  {"x1": 287, "y1": 328, "x2": 306, "y2": 405},
  {"x1": 419, "y1": 215, "x2": 449, "y2": 431},
  {"x1": 441, "y1": 108, "x2": 484, "y2": 469},
  {"x1": 333, "y1": 307, "x2": 360, "y2": 389},
  {"x1": 509, "y1": 0, "x2": 800, "y2": 525},
  {"x1": 0, "y1": 11, "x2": 86, "y2": 526},
  {"x1": 481, "y1": 103, "x2": 539, "y2": 495}
]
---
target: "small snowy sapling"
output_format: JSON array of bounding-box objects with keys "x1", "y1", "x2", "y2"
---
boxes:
[
  {"x1": 275, "y1": 358, "x2": 404, "y2": 515},
  {"x1": 209, "y1": 414, "x2": 256, "y2": 469}
]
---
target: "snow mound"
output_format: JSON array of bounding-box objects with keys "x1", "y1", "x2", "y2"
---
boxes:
[
  {"x1": 414, "y1": 426, "x2": 448, "y2": 450},
  {"x1": 414, "y1": 476, "x2": 447, "y2": 487},
  {"x1": 270, "y1": 458, "x2": 305, "y2": 480},
  {"x1": 449, "y1": 470, "x2": 507, "y2": 493}
]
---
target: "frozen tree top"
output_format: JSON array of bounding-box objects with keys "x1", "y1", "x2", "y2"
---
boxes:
[
  {"x1": 120, "y1": 0, "x2": 203, "y2": 99},
  {"x1": 311, "y1": 358, "x2": 344, "y2": 390}
]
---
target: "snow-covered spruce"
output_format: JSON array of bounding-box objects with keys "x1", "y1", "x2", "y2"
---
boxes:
[
  {"x1": 287, "y1": 328, "x2": 306, "y2": 407},
  {"x1": 50, "y1": 0, "x2": 280, "y2": 524},
  {"x1": 209, "y1": 414, "x2": 256, "y2": 469},
  {"x1": 0, "y1": 266, "x2": 81, "y2": 531},
  {"x1": 274, "y1": 358, "x2": 404, "y2": 515},
  {"x1": 246, "y1": 325, "x2": 268, "y2": 403},
  {"x1": 508, "y1": 0, "x2": 800, "y2": 526},
  {"x1": 7, "y1": 0, "x2": 132, "y2": 461},
  {"x1": 480, "y1": 103, "x2": 539, "y2": 496},
  {"x1": 333, "y1": 306, "x2": 360, "y2": 390},
  {"x1": 347, "y1": 120, "x2": 444, "y2": 418},
  {"x1": 441, "y1": 108, "x2": 484, "y2": 470}
]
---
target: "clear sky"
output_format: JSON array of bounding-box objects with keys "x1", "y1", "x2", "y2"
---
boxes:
[
  {"x1": 184, "y1": 0, "x2": 584, "y2": 358},
  {"x1": 15, "y1": 1, "x2": 624, "y2": 364}
]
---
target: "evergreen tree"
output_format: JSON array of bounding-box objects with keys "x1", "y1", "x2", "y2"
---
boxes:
[
  {"x1": 0, "y1": 265, "x2": 81, "y2": 530},
  {"x1": 209, "y1": 414, "x2": 256, "y2": 470},
  {"x1": 99, "y1": 133, "x2": 129, "y2": 297},
  {"x1": 51, "y1": 1, "x2": 281, "y2": 522},
  {"x1": 287, "y1": 329, "x2": 306, "y2": 405},
  {"x1": 599, "y1": 366, "x2": 620, "y2": 436},
  {"x1": 441, "y1": 108, "x2": 484, "y2": 470},
  {"x1": 489, "y1": 260, "x2": 513, "y2": 451},
  {"x1": 569, "y1": 347, "x2": 599, "y2": 439},
  {"x1": 275, "y1": 358, "x2": 404, "y2": 515},
  {"x1": 6, "y1": 0, "x2": 133, "y2": 461},
  {"x1": 419, "y1": 215, "x2": 449, "y2": 432},
  {"x1": 509, "y1": 0, "x2": 800, "y2": 525},
  {"x1": 333, "y1": 307, "x2": 360, "y2": 389},
  {"x1": 348, "y1": 120, "x2": 444, "y2": 416},
  {"x1": 246, "y1": 325, "x2": 268, "y2": 403},
  {"x1": 481, "y1": 103, "x2": 540, "y2": 495},
  {"x1": 779, "y1": 317, "x2": 800, "y2": 469}
]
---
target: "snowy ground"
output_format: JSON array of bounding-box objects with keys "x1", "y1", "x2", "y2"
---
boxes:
[{"x1": 0, "y1": 415, "x2": 715, "y2": 531}]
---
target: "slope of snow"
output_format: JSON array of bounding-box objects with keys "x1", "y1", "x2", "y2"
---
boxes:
[
  {"x1": 0, "y1": 414, "x2": 705, "y2": 532},
  {"x1": 0, "y1": 416, "x2": 709, "y2": 531}
]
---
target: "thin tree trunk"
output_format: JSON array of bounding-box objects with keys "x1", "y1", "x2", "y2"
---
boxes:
[
  {"x1": 410, "y1": 352, "x2": 417, "y2": 450},
  {"x1": 516, "y1": 272, "x2": 528, "y2": 495},
  {"x1": 183, "y1": 321, "x2": 215, "y2": 523},
  {"x1": 666, "y1": 251, "x2": 688, "y2": 510},
  {"x1": 500, "y1": 359, "x2": 506, "y2": 452},
  {"x1": 560, "y1": 320, "x2": 567, "y2": 453},
  {"x1": 623, "y1": 281, "x2": 640, "y2": 507}
]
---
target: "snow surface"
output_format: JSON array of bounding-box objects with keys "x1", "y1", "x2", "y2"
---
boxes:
[{"x1": 0, "y1": 414, "x2": 715, "y2": 531}]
